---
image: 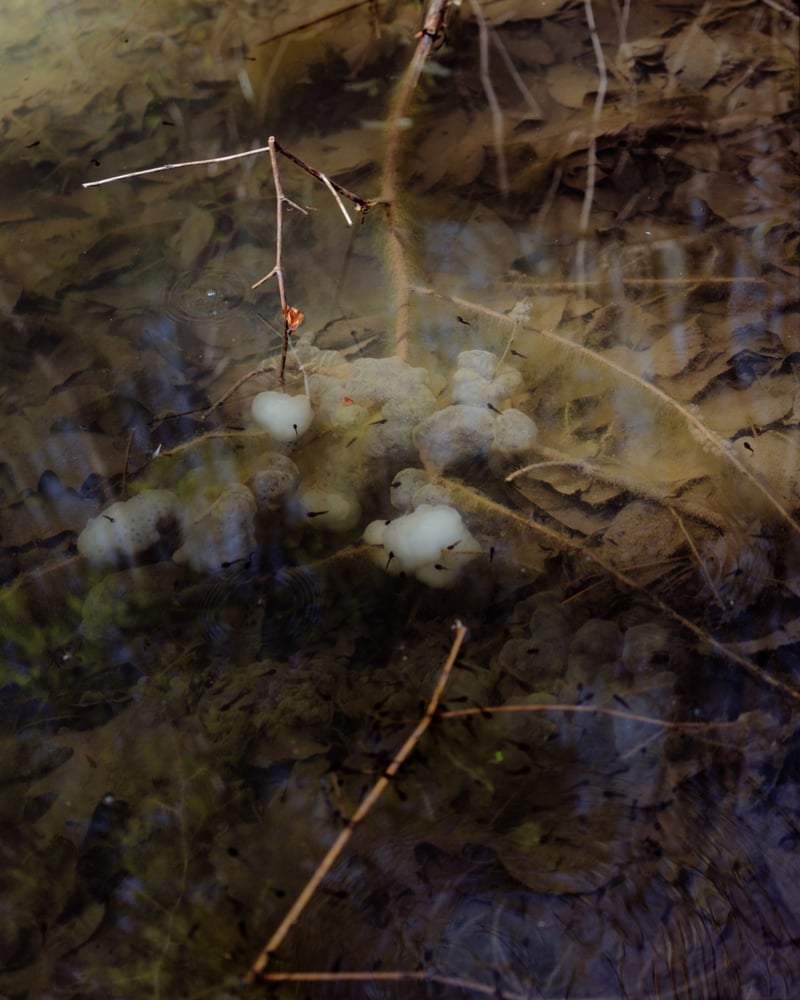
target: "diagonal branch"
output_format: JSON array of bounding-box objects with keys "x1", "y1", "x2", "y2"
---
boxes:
[{"x1": 247, "y1": 618, "x2": 469, "y2": 981}]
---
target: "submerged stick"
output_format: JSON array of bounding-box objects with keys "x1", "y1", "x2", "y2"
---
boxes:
[
  {"x1": 259, "y1": 970, "x2": 528, "y2": 997},
  {"x1": 247, "y1": 618, "x2": 469, "y2": 980}
]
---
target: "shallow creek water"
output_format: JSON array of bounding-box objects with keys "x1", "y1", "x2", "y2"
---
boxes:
[{"x1": 1, "y1": 1, "x2": 799, "y2": 997}]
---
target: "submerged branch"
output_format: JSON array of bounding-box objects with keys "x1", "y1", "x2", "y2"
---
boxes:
[{"x1": 247, "y1": 619, "x2": 469, "y2": 979}]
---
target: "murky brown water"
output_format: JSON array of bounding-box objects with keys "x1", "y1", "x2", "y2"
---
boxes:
[{"x1": 1, "y1": 1, "x2": 799, "y2": 997}]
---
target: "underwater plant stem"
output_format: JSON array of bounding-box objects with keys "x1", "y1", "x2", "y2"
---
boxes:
[
  {"x1": 247, "y1": 619, "x2": 469, "y2": 980},
  {"x1": 381, "y1": 0, "x2": 452, "y2": 359}
]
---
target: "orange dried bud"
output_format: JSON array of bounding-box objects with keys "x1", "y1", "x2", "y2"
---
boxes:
[
  {"x1": 283, "y1": 305, "x2": 304, "y2": 331},
  {"x1": 342, "y1": 396, "x2": 354, "y2": 407}
]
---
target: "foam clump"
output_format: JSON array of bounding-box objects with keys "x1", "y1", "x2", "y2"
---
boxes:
[
  {"x1": 296, "y1": 483, "x2": 361, "y2": 532},
  {"x1": 252, "y1": 391, "x2": 313, "y2": 442},
  {"x1": 415, "y1": 404, "x2": 496, "y2": 473},
  {"x1": 451, "y1": 350, "x2": 523, "y2": 406},
  {"x1": 364, "y1": 503, "x2": 481, "y2": 588},
  {"x1": 390, "y1": 467, "x2": 452, "y2": 511},
  {"x1": 77, "y1": 490, "x2": 178, "y2": 567},
  {"x1": 173, "y1": 483, "x2": 257, "y2": 572},
  {"x1": 492, "y1": 408, "x2": 538, "y2": 455},
  {"x1": 248, "y1": 454, "x2": 300, "y2": 512}
]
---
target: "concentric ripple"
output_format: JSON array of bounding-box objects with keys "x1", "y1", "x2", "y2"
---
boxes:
[{"x1": 166, "y1": 264, "x2": 249, "y2": 321}]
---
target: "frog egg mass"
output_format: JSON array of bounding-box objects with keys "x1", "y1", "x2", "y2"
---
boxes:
[
  {"x1": 74, "y1": 346, "x2": 532, "y2": 590},
  {"x1": 77, "y1": 490, "x2": 179, "y2": 567},
  {"x1": 364, "y1": 504, "x2": 481, "y2": 587},
  {"x1": 251, "y1": 391, "x2": 313, "y2": 442}
]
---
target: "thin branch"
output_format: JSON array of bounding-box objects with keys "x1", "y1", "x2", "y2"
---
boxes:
[
  {"x1": 255, "y1": 0, "x2": 377, "y2": 46},
  {"x1": 201, "y1": 366, "x2": 273, "y2": 421},
  {"x1": 272, "y1": 137, "x2": 378, "y2": 214},
  {"x1": 247, "y1": 619, "x2": 469, "y2": 980},
  {"x1": 81, "y1": 144, "x2": 273, "y2": 188},
  {"x1": 669, "y1": 508, "x2": 726, "y2": 609},
  {"x1": 760, "y1": 0, "x2": 799, "y2": 18},
  {"x1": 439, "y1": 702, "x2": 745, "y2": 730}
]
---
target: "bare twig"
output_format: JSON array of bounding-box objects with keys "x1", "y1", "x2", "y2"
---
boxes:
[
  {"x1": 81, "y1": 145, "x2": 274, "y2": 188},
  {"x1": 260, "y1": 970, "x2": 528, "y2": 997},
  {"x1": 201, "y1": 366, "x2": 273, "y2": 421},
  {"x1": 439, "y1": 703, "x2": 745, "y2": 730},
  {"x1": 271, "y1": 137, "x2": 378, "y2": 215},
  {"x1": 760, "y1": 0, "x2": 799, "y2": 18},
  {"x1": 256, "y1": 0, "x2": 378, "y2": 46},
  {"x1": 669, "y1": 508, "x2": 726, "y2": 609},
  {"x1": 247, "y1": 619, "x2": 469, "y2": 980}
]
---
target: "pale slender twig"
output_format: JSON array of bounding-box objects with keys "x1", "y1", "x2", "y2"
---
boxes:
[
  {"x1": 82, "y1": 138, "x2": 376, "y2": 214},
  {"x1": 247, "y1": 619, "x2": 469, "y2": 980},
  {"x1": 318, "y1": 171, "x2": 352, "y2": 225},
  {"x1": 760, "y1": 0, "x2": 799, "y2": 18},
  {"x1": 669, "y1": 508, "x2": 726, "y2": 610},
  {"x1": 486, "y1": 15, "x2": 542, "y2": 119},
  {"x1": 469, "y1": 0, "x2": 508, "y2": 195},
  {"x1": 82, "y1": 145, "x2": 273, "y2": 187},
  {"x1": 260, "y1": 970, "x2": 528, "y2": 998},
  {"x1": 575, "y1": 0, "x2": 608, "y2": 291},
  {"x1": 439, "y1": 703, "x2": 745, "y2": 730}
]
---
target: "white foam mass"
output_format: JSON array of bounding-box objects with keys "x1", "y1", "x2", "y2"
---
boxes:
[
  {"x1": 77, "y1": 490, "x2": 178, "y2": 567},
  {"x1": 173, "y1": 483, "x2": 257, "y2": 572},
  {"x1": 252, "y1": 391, "x2": 313, "y2": 441},
  {"x1": 364, "y1": 504, "x2": 480, "y2": 587}
]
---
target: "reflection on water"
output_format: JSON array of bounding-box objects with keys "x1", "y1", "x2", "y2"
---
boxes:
[{"x1": 1, "y1": 0, "x2": 799, "y2": 997}]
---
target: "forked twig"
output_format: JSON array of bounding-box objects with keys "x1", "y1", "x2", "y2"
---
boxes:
[
  {"x1": 83, "y1": 136, "x2": 376, "y2": 380},
  {"x1": 247, "y1": 619, "x2": 469, "y2": 980},
  {"x1": 250, "y1": 137, "x2": 308, "y2": 379}
]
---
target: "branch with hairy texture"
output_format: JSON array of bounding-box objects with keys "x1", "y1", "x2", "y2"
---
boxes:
[
  {"x1": 381, "y1": 0, "x2": 454, "y2": 359},
  {"x1": 247, "y1": 619, "x2": 468, "y2": 981}
]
